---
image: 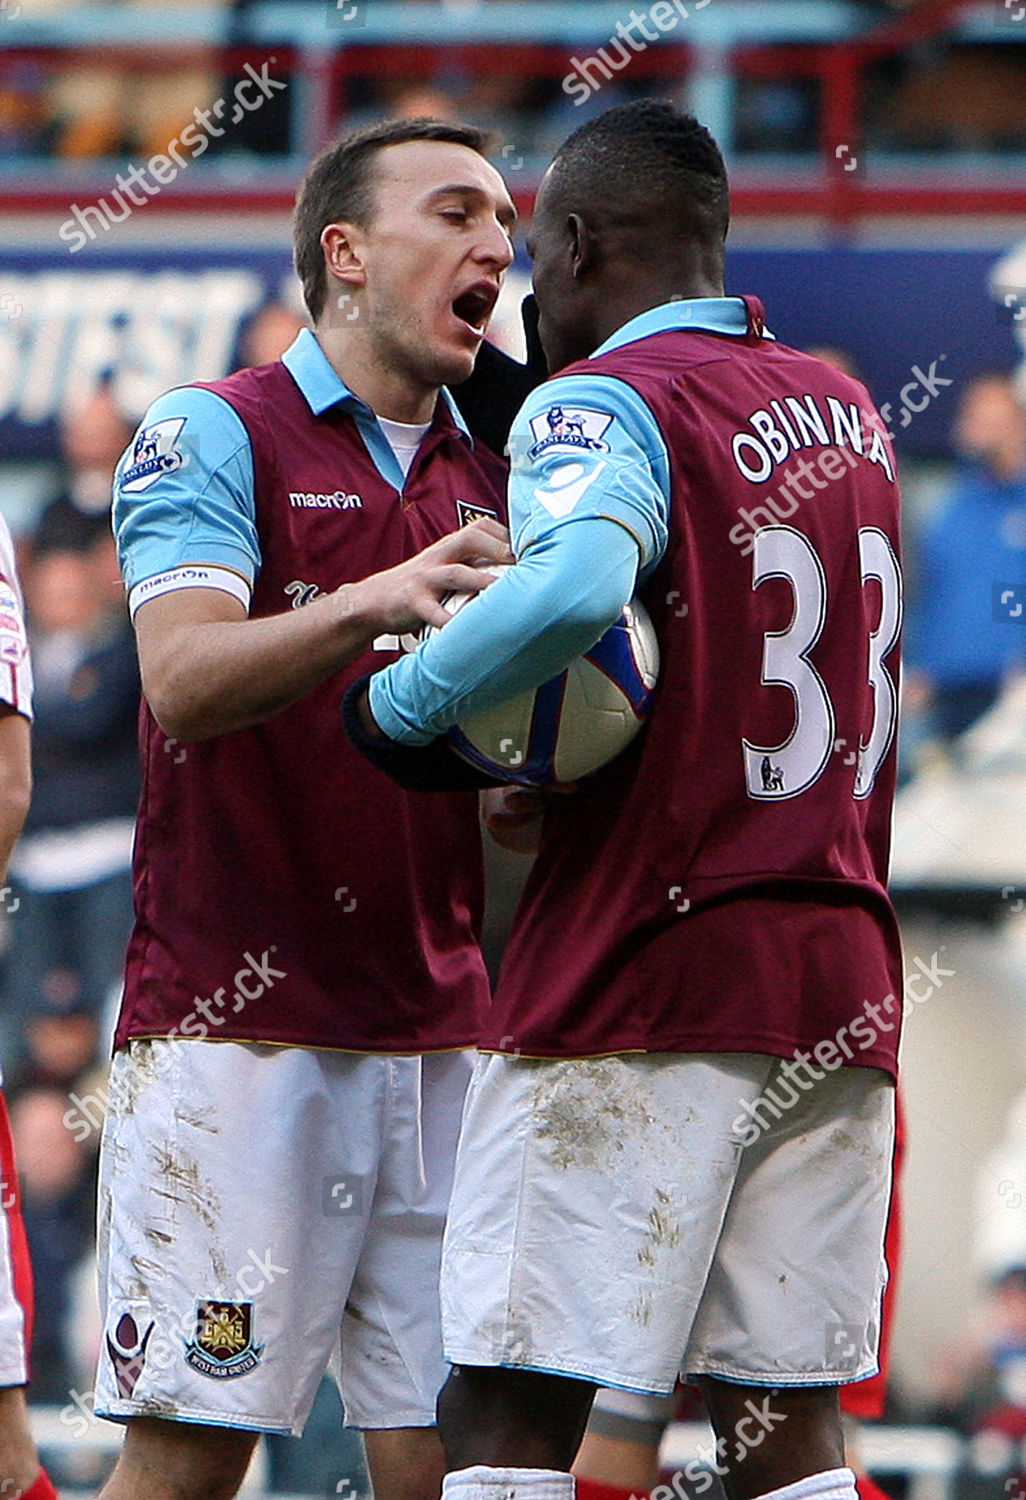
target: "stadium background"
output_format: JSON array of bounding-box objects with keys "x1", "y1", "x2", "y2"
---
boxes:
[{"x1": 5, "y1": 0, "x2": 1026, "y2": 1492}]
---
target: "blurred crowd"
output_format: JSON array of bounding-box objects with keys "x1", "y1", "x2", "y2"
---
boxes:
[
  {"x1": 0, "y1": 387, "x2": 138, "y2": 1409},
  {"x1": 1, "y1": 0, "x2": 1025, "y2": 163}
]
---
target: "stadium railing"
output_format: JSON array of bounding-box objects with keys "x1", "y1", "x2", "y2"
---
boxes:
[{"x1": 2, "y1": 1, "x2": 1025, "y2": 227}]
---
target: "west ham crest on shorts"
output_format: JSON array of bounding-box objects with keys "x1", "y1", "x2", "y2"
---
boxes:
[{"x1": 185, "y1": 1301, "x2": 263, "y2": 1380}]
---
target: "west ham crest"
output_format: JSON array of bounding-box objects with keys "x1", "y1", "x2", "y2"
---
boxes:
[
  {"x1": 456, "y1": 500, "x2": 498, "y2": 528},
  {"x1": 185, "y1": 1301, "x2": 263, "y2": 1380}
]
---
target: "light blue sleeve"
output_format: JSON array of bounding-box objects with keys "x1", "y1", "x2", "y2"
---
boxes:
[
  {"x1": 113, "y1": 386, "x2": 259, "y2": 597},
  {"x1": 368, "y1": 372, "x2": 672, "y2": 745},
  {"x1": 506, "y1": 371, "x2": 671, "y2": 570},
  {"x1": 369, "y1": 517, "x2": 640, "y2": 744}
]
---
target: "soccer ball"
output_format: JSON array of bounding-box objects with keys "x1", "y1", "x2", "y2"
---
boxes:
[{"x1": 425, "y1": 566, "x2": 660, "y2": 787}]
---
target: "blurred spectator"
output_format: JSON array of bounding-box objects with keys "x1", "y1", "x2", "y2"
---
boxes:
[
  {"x1": 878, "y1": 44, "x2": 1026, "y2": 154},
  {"x1": 903, "y1": 373, "x2": 1026, "y2": 748},
  {"x1": 8, "y1": 1087, "x2": 95, "y2": 1404},
  {"x1": 41, "y1": 0, "x2": 228, "y2": 161},
  {"x1": 391, "y1": 86, "x2": 459, "y2": 121},
  {"x1": 935, "y1": 1268, "x2": 1026, "y2": 1433},
  {"x1": 239, "y1": 301, "x2": 307, "y2": 369},
  {"x1": 3, "y1": 498, "x2": 139, "y2": 1072},
  {"x1": 58, "y1": 387, "x2": 133, "y2": 520},
  {"x1": 934, "y1": 1269, "x2": 1026, "y2": 1500},
  {"x1": 48, "y1": 44, "x2": 224, "y2": 161},
  {"x1": 0, "y1": 60, "x2": 54, "y2": 159},
  {"x1": 928, "y1": 1098, "x2": 1026, "y2": 1496},
  {"x1": 735, "y1": 76, "x2": 817, "y2": 155},
  {"x1": 2, "y1": 391, "x2": 140, "y2": 1074},
  {"x1": 806, "y1": 345, "x2": 863, "y2": 380},
  {"x1": 11, "y1": 996, "x2": 98, "y2": 1098},
  {"x1": 990, "y1": 241, "x2": 1026, "y2": 411}
]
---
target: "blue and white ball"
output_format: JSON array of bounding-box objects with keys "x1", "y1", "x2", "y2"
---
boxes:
[{"x1": 426, "y1": 566, "x2": 660, "y2": 786}]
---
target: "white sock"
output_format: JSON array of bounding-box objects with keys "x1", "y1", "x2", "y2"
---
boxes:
[
  {"x1": 442, "y1": 1466, "x2": 575, "y2": 1500},
  {"x1": 754, "y1": 1469, "x2": 858, "y2": 1500}
]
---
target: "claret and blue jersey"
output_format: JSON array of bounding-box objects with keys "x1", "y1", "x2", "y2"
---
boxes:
[
  {"x1": 112, "y1": 328, "x2": 507, "y2": 1055},
  {"x1": 114, "y1": 327, "x2": 487, "y2": 619},
  {"x1": 368, "y1": 298, "x2": 758, "y2": 745},
  {"x1": 369, "y1": 294, "x2": 906, "y2": 1072}
]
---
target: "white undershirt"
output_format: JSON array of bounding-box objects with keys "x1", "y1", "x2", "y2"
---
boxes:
[{"x1": 377, "y1": 416, "x2": 432, "y2": 481}]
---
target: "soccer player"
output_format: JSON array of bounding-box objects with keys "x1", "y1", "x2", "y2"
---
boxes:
[
  {"x1": 348, "y1": 100, "x2": 904, "y2": 1500},
  {"x1": 94, "y1": 118, "x2": 515, "y2": 1500},
  {"x1": 0, "y1": 512, "x2": 58, "y2": 1500}
]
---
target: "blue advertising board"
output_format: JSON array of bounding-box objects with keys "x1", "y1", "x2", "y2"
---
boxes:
[{"x1": 0, "y1": 241, "x2": 1020, "y2": 459}]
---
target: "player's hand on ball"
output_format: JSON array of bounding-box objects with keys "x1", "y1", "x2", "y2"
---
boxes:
[{"x1": 348, "y1": 518, "x2": 512, "y2": 634}]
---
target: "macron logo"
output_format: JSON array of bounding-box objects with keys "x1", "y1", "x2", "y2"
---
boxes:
[{"x1": 288, "y1": 491, "x2": 363, "y2": 511}]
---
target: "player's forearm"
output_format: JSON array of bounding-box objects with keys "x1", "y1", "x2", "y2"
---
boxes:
[
  {"x1": 370, "y1": 518, "x2": 640, "y2": 745},
  {"x1": 0, "y1": 713, "x2": 31, "y2": 875},
  {"x1": 139, "y1": 518, "x2": 512, "y2": 739},
  {"x1": 143, "y1": 585, "x2": 381, "y2": 741}
]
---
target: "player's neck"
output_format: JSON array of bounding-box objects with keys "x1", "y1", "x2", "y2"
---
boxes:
[
  {"x1": 316, "y1": 324, "x2": 438, "y2": 424},
  {"x1": 585, "y1": 273, "x2": 725, "y2": 360}
]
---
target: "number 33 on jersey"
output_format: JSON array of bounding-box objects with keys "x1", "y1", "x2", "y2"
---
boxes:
[{"x1": 743, "y1": 524, "x2": 902, "y2": 802}]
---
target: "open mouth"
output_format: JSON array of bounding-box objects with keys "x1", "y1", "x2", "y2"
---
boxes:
[{"x1": 452, "y1": 284, "x2": 499, "y2": 336}]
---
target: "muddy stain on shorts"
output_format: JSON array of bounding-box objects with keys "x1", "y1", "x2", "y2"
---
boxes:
[
  {"x1": 532, "y1": 1058, "x2": 656, "y2": 1173},
  {"x1": 150, "y1": 1144, "x2": 221, "y2": 1233}
]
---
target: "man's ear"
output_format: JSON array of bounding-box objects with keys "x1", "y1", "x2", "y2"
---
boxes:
[
  {"x1": 567, "y1": 213, "x2": 595, "y2": 280},
  {"x1": 321, "y1": 221, "x2": 367, "y2": 298}
]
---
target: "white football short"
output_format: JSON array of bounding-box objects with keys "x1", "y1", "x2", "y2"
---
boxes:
[
  {"x1": 441, "y1": 1052, "x2": 894, "y2": 1394},
  {"x1": 96, "y1": 1038, "x2": 471, "y2": 1434}
]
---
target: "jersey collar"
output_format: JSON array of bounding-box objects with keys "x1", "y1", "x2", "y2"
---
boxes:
[
  {"x1": 590, "y1": 296, "x2": 775, "y2": 359},
  {"x1": 281, "y1": 328, "x2": 472, "y2": 491},
  {"x1": 281, "y1": 328, "x2": 472, "y2": 438}
]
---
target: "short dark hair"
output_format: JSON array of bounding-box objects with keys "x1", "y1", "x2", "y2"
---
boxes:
[
  {"x1": 545, "y1": 100, "x2": 729, "y2": 259},
  {"x1": 293, "y1": 117, "x2": 496, "y2": 321}
]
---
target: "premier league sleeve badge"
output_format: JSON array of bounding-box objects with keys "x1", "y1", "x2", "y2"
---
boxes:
[{"x1": 121, "y1": 417, "x2": 188, "y2": 494}]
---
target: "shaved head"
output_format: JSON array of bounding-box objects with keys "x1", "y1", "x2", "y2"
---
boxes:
[
  {"x1": 544, "y1": 99, "x2": 729, "y2": 273},
  {"x1": 526, "y1": 100, "x2": 731, "y2": 370}
]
